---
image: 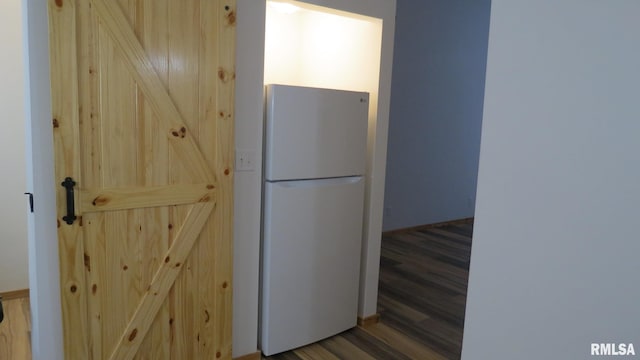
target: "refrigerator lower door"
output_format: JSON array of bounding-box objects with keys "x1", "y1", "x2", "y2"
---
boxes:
[{"x1": 260, "y1": 176, "x2": 365, "y2": 356}]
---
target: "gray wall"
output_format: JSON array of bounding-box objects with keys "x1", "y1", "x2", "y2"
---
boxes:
[
  {"x1": 463, "y1": 1, "x2": 640, "y2": 359},
  {"x1": 382, "y1": 0, "x2": 491, "y2": 231}
]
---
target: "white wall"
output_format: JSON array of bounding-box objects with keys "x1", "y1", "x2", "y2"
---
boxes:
[
  {"x1": 234, "y1": 0, "x2": 395, "y2": 356},
  {"x1": 463, "y1": 1, "x2": 640, "y2": 359},
  {"x1": 233, "y1": 0, "x2": 266, "y2": 356},
  {"x1": 24, "y1": 0, "x2": 64, "y2": 358},
  {"x1": 382, "y1": 0, "x2": 491, "y2": 231},
  {"x1": 0, "y1": 0, "x2": 29, "y2": 293},
  {"x1": 264, "y1": 4, "x2": 382, "y2": 95}
]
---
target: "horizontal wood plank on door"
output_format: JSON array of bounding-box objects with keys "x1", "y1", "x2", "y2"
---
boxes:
[{"x1": 80, "y1": 183, "x2": 216, "y2": 212}]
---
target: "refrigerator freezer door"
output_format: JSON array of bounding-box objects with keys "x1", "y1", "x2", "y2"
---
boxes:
[
  {"x1": 265, "y1": 84, "x2": 369, "y2": 181},
  {"x1": 260, "y1": 176, "x2": 365, "y2": 356}
]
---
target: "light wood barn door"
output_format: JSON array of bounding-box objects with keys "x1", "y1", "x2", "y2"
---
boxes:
[{"x1": 48, "y1": 0, "x2": 235, "y2": 359}]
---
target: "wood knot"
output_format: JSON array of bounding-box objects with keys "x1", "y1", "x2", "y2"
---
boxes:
[
  {"x1": 123, "y1": 265, "x2": 128, "y2": 271},
  {"x1": 92, "y1": 196, "x2": 109, "y2": 206},
  {"x1": 70, "y1": 285, "x2": 77, "y2": 293},
  {"x1": 55, "y1": 0, "x2": 63, "y2": 8},
  {"x1": 171, "y1": 127, "x2": 187, "y2": 138},
  {"x1": 204, "y1": 309, "x2": 210, "y2": 323},
  {"x1": 128, "y1": 329, "x2": 138, "y2": 342},
  {"x1": 206, "y1": 184, "x2": 215, "y2": 189},
  {"x1": 92, "y1": 284, "x2": 97, "y2": 294},
  {"x1": 164, "y1": 256, "x2": 171, "y2": 263},
  {"x1": 53, "y1": 118, "x2": 60, "y2": 128},
  {"x1": 218, "y1": 68, "x2": 230, "y2": 83},
  {"x1": 216, "y1": 351, "x2": 222, "y2": 358},
  {"x1": 84, "y1": 253, "x2": 91, "y2": 272},
  {"x1": 222, "y1": 281, "x2": 228, "y2": 289},
  {"x1": 226, "y1": 10, "x2": 236, "y2": 26},
  {"x1": 175, "y1": 262, "x2": 181, "y2": 268},
  {"x1": 224, "y1": 168, "x2": 230, "y2": 176}
]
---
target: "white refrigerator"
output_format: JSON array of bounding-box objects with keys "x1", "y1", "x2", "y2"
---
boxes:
[{"x1": 260, "y1": 84, "x2": 369, "y2": 356}]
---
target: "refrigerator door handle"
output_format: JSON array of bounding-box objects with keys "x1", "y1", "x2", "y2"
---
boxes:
[{"x1": 272, "y1": 176, "x2": 363, "y2": 189}]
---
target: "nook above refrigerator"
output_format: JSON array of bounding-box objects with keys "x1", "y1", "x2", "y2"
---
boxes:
[{"x1": 260, "y1": 84, "x2": 369, "y2": 356}]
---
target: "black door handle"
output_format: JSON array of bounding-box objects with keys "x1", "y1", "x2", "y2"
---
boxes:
[
  {"x1": 24, "y1": 192, "x2": 34, "y2": 212},
  {"x1": 61, "y1": 177, "x2": 77, "y2": 225}
]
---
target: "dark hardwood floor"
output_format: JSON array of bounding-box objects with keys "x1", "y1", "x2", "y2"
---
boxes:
[{"x1": 263, "y1": 221, "x2": 473, "y2": 360}]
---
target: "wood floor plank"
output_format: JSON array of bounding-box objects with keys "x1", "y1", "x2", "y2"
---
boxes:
[
  {"x1": 381, "y1": 246, "x2": 468, "y2": 283},
  {"x1": 380, "y1": 303, "x2": 462, "y2": 359},
  {"x1": 362, "y1": 323, "x2": 448, "y2": 360},
  {"x1": 0, "y1": 298, "x2": 32, "y2": 360},
  {"x1": 378, "y1": 293, "x2": 429, "y2": 323},
  {"x1": 424, "y1": 227, "x2": 473, "y2": 244},
  {"x1": 340, "y1": 327, "x2": 412, "y2": 360},
  {"x1": 319, "y1": 334, "x2": 376, "y2": 360},
  {"x1": 293, "y1": 343, "x2": 340, "y2": 360}
]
